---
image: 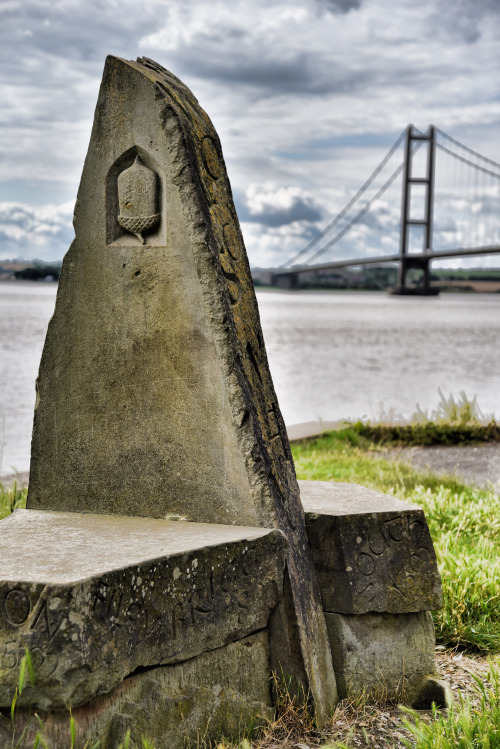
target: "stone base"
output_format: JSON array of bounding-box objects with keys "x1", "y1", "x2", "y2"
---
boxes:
[
  {"x1": 300, "y1": 480, "x2": 442, "y2": 615},
  {"x1": 2, "y1": 632, "x2": 273, "y2": 749},
  {"x1": 325, "y1": 611, "x2": 436, "y2": 702},
  {"x1": 0, "y1": 510, "x2": 285, "y2": 709}
]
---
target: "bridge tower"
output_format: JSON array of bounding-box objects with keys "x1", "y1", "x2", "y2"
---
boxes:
[{"x1": 393, "y1": 125, "x2": 437, "y2": 295}]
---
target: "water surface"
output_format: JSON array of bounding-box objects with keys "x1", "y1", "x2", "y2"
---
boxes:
[
  {"x1": 258, "y1": 289, "x2": 500, "y2": 426},
  {"x1": 1, "y1": 284, "x2": 499, "y2": 474}
]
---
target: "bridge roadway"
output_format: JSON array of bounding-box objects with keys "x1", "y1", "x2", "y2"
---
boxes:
[{"x1": 260, "y1": 244, "x2": 500, "y2": 289}]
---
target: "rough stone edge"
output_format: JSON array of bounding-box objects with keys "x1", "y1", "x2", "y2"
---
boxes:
[
  {"x1": 3, "y1": 631, "x2": 274, "y2": 749},
  {"x1": 123, "y1": 56, "x2": 338, "y2": 723}
]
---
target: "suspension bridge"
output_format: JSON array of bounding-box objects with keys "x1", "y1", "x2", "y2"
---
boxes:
[{"x1": 258, "y1": 125, "x2": 500, "y2": 294}]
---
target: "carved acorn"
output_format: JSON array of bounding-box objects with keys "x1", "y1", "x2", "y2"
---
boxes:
[{"x1": 117, "y1": 156, "x2": 160, "y2": 243}]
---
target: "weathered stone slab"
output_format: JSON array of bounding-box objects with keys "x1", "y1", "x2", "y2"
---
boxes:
[
  {"x1": 27, "y1": 55, "x2": 337, "y2": 720},
  {"x1": 4, "y1": 632, "x2": 273, "y2": 749},
  {"x1": 300, "y1": 480, "x2": 442, "y2": 614},
  {"x1": 325, "y1": 611, "x2": 436, "y2": 701},
  {"x1": 0, "y1": 509, "x2": 286, "y2": 709}
]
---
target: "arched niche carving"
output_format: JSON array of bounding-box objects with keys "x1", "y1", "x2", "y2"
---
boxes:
[{"x1": 106, "y1": 146, "x2": 165, "y2": 246}]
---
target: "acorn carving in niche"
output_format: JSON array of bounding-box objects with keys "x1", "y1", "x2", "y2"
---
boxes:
[{"x1": 117, "y1": 156, "x2": 160, "y2": 243}]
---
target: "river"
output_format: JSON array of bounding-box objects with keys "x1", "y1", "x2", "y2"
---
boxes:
[{"x1": 1, "y1": 283, "x2": 499, "y2": 475}]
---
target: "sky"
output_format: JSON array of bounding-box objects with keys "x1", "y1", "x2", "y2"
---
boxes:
[{"x1": 0, "y1": 0, "x2": 499, "y2": 268}]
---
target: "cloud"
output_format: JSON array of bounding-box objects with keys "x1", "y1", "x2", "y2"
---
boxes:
[
  {"x1": 430, "y1": 0, "x2": 500, "y2": 44},
  {"x1": 0, "y1": 0, "x2": 499, "y2": 267},
  {"x1": 243, "y1": 184, "x2": 324, "y2": 227},
  {"x1": 242, "y1": 219, "x2": 322, "y2": 268},
  {"x1": 0, "y1": 201, "x2": 74, "y2": 260},
  {"x1": 315, "y1": 0, "x2": 362, "y2": 14}
]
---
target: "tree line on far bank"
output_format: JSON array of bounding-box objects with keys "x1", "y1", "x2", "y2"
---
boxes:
[{"x1": 0, "y1": 261, "x2": 61, "y2": 282}]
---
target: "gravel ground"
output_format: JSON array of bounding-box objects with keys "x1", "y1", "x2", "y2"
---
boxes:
[{"x1": 385, "y1": 443, "x2": 500, "y2": 492}]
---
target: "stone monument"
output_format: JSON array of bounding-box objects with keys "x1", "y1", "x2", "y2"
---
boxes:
[
  {"x1": 27, "y1": 53, "x2": 337, "y2": 719},
  {"x1": 0, "y1": 55, "x2": 446, "y2": 748},
  {"x1": 1, "y1": 55, "x2": 335, "y2": 747}
]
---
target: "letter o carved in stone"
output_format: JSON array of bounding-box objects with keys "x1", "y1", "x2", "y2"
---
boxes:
[
  {"x1": 357, "y1": 553, "x2": 375, "y2": 577},
  {"x1": 4, "y1": 589, "x2": 31, "y2": 626}
]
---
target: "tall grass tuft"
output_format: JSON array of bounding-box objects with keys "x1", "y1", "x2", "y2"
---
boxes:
[
  {"x1": 0, "y1": 480, "x2": 27, "y2": 520},
  {"x1": 413, "y1": 388, "x2": 489, "y2": 425}
]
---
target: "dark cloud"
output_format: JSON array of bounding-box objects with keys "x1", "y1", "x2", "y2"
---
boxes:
[
  {"x1": 184, "y1": 53, "x2": 335, "y2": 96},
  {"x1": 242, "y1": 184, "x2": 323, "y2": 227},
  {"x1": 315, "y1": 0, "x2": 362, "y2": 14},
  {"x1": 430, "y1": 0, "x2": 500, "y2": 44}
]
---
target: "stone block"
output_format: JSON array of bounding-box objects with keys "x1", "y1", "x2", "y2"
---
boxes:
[
  {"x1": 3, "y1": 632, "x2": 273, "y2": 749},
  {"x1": 26, "y1": 54, "x2": 337, "y2": 721},
  {"x1": 0, "y1": 509, "x2": 286, "y2": 710},
  {"x1": 410, "y1": 676, "x2": 453, "y2": 710},
  {"x1": 300, "y1": 480, "x2": 442, "y2": 614},
  {"x1": 325, "y1": 611, "x2": 437, "y2": 701}
]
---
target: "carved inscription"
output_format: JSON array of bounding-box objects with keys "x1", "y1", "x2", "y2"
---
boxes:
[
  {"x1": 309, "y1": 509, "x2": 441, "y2": 615},
  {"x1": 85, "y1": 553, "x2": 257, "y2": 650},
  {"x1": 351, "y1": 515, "x2": 434, "y2": 604},
  {"x1": 0, "y1": 585, "x2": 65, "y2": 686},
  {"x1": 4, "y1": 589, "x2": 30, "y2": 625},
  {"x1": 0, "y1": 534, "x2": 285, "y2": 709}
]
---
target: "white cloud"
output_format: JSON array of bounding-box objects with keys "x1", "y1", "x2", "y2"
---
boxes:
[
  {"x1": 244, "y1": 183, "x2": 323, "y2": 226},
  {"x1": 0, "y1": 201, "x2": 74, "y2": 260},
  {"x1": 0, "y1": 0, "x2": 499, "y2": 266}
]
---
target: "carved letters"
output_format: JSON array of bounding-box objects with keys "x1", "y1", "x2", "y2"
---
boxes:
[
  {"x1": 0, "y1": 536, "x2": 284, "y2": 709},
  {"x1": 307, "y1": 508, "x2": 441, "y2": 615},
  {"x1": 4, "y1": 588, "x2": 30, "y2": 625}
]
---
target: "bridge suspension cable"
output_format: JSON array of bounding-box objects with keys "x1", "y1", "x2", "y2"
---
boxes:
[
  {"x1": 281, "y1": 129, "x2": 406, "y2": 268},
  {"x1": 303, "y1": 160, "x2": 405, "y2": 266},
  {"x1": 435, "y1": 128, "x2": 500, "y2": 174},
  {"x1": 433, "y1": 128, "x2": 500, "y2": 253},
  {"x1": 281, "y1": 125, "x2": 500, "y2": 271}
]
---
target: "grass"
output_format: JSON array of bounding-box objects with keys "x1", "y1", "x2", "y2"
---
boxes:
[
  {"x1": 399, "y1": 662, "x2": 500, "y2": 749},
  {"x1": 292, "y1": 427, "x2": 500, "y2": 654},
  {"x1": 292, "y1": 424, "x2": 500, "y2": 748},
  {"x1": 3, "y1": 415, "x2": 500, "y2": 747},
  {"x1": 0, "y1": 480, "x2": 27, "y2": 520},
  {"x1": 322, "y1": 661, "x2": 500, "y2": 749}
]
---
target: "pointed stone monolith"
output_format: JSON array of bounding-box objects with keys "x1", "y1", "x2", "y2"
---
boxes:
[{"x1": 27, "y1": 56, "x2": 337, "y2": 722}]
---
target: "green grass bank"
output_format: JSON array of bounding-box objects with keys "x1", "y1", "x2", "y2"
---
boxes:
[
  {"x1": 2, "y1": 424, "x2": 500, "y2": 748},
  {"x1": 292, "y1": 426, "x2": 500, "y2": 654}
]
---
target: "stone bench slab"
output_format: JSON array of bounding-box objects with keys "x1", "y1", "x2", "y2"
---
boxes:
[
  {"x1": 0, "y1": 510, "x2": 286, "y2": 710},
  {"x1": 299, "y1": 480, "x2": 442, "y2": 614}
]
